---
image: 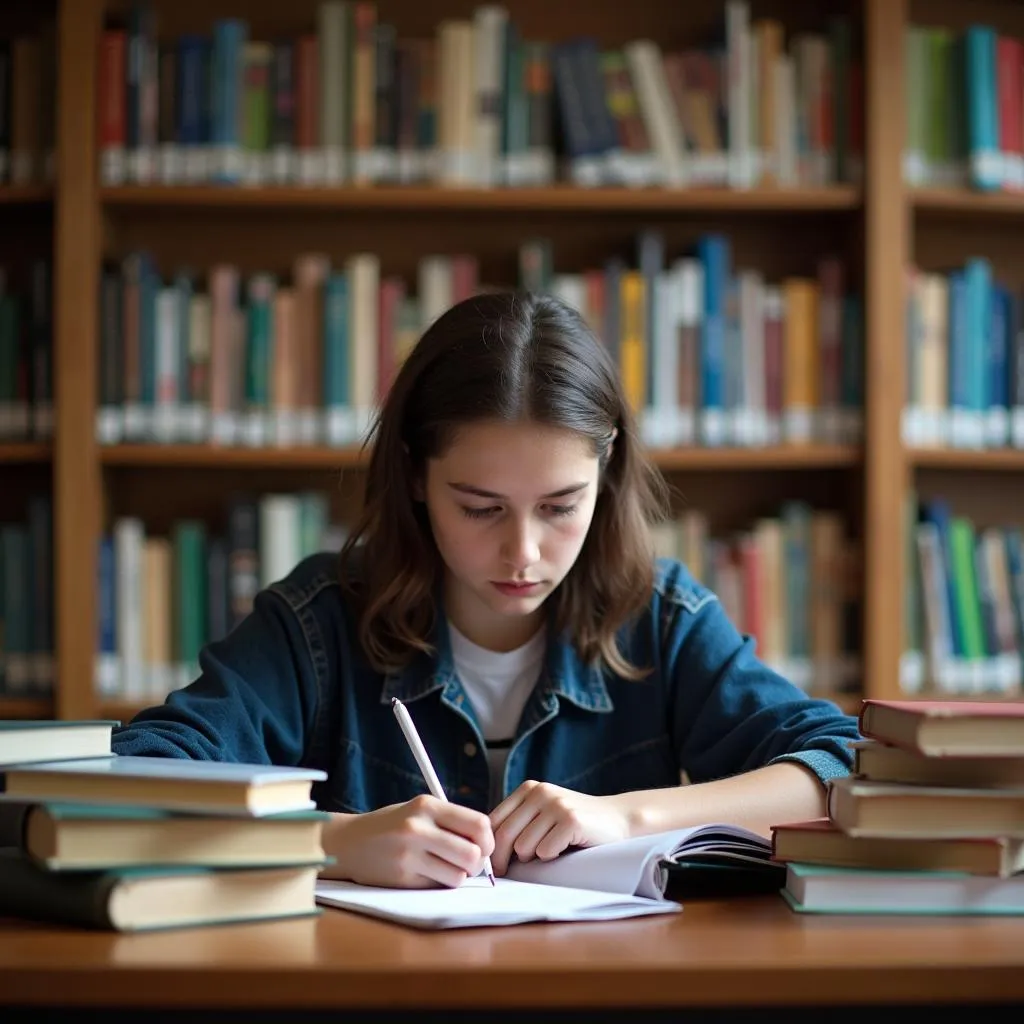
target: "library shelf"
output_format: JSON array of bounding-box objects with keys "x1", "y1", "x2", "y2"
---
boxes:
[
  {"x1": 0, "y1": 698, "x2": 54, "y2": 721},
  {"x1": 910, "y1": 187, "x2": 1024, "y2": 216},
  {"x1": 909, "y1": 448, "x2": 1024, "y2": 470},
  {"x1": 98, "y1": 443, "x2": 861, "y2": 472},
  {"x1": 0, "y1": 186, "x2": 52, "y2": 206},
  {"x1": 100, "y1": 184, "x2": 862, "y2": 214},
  {"x1": 0, "y1": 443, "x2": 52, "y2": 464}
]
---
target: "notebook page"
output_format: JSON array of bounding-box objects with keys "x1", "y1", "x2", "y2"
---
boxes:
[
  {"x1": 314, "y1": 876, "x2": 679, "y2": 930},
  {"x1": 506, "y1": 824, "x2": 771, "y2": 899},
  {"x1": 505, "y1": 827, "x2": 709, "y2": 899}
]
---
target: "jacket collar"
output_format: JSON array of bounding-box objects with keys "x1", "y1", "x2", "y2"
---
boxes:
[{"x1": 380, "y1": 608, "x2": 613, "y2": 714}]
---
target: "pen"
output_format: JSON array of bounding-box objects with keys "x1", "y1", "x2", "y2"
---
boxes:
[{"x1": 391, "y1": 696, "x2": 496, "y2": 886}]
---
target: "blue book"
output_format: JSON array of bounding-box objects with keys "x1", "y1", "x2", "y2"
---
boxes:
[{"x1": 696, "y1": 234, "x2": 730, "y2": 446}]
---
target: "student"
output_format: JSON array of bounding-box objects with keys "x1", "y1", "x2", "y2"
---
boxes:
[{"x1": 113, "y1": 291, "x2": 862, "y2": 890}]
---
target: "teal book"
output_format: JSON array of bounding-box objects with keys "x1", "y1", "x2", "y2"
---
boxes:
[
  {"x1": 783, "y1": 861, "x2": 1024, "y2": 915},
  {"x1": 0, "y1": 719, "x2": 118, "y2": 767},
  {"x1": 0, "y1": 848, "x2": 321, "y2": 932}
]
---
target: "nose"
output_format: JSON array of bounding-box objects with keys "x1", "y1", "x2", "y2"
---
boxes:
[{"x1": 500, "y1": 516, "x2": 540, "y2": 571}]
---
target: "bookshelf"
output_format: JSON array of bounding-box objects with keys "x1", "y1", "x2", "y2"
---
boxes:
[
  {"x1": 0, "y1": 3, "x2": 57, "y2": 718},
  {"x1": 6, "y1": 0, "x2": 1013, "y2": 725}
]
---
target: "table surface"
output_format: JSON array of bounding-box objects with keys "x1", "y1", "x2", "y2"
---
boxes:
[{"x1": 2, "y1": 894, "x2": 1024, "y2": 1010}]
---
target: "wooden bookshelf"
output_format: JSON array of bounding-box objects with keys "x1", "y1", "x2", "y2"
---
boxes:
[
  {"x1": 0, "y1": 186, "x2": 53, "y2": 206},
  {"x1": 0, "y1": 444, "x2": 52, "y2": 464},
  {"x1": 910, "y1": 448, "x2": 1024, "y2": 471},
  {"x1": 0, "y1": 698, "x2": 54, "y2": 720},
  {"x1": 101, "y1": 184, "x2": 862, "y2": 213},
  {"x1": 14, "y1": 0, "x2": 1018, "y2": 723},
  {"x1": 911, "y1": 187, "x2": 1024, "y2": 216}
]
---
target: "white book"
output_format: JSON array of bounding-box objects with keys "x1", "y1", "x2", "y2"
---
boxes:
[
  {"x1": 315, "y1": 823, "x2": 774, "y2": 929},
  {"x1": 624, "y1": 40, "x2": 686, "y2": 187},
  {"x1": 472, "y1": 5, "x2": 507, "y2": 187},
  {"x1": 259, "y1": 494, "x2": 302, "y2": 588},
  {"x1": 114, "y1": 517, "x2": 145, "y2": 701}
]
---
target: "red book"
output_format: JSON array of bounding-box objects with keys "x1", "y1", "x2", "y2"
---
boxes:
[{"x1": 858, "y1": 699, "x2": 1024, "y2": 757}]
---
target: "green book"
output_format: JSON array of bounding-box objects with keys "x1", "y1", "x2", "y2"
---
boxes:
[{"x1": 783, "y1": 861, "x2": 1024, "y2": 916}]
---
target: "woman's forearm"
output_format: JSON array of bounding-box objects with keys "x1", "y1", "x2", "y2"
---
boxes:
[{"x1": 611, "y1": 762, "x2": 828, "y2": 839}]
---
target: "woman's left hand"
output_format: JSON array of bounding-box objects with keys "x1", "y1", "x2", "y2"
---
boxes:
[{"x1": 488, "y1": 780, "x2": 631, "y2": 875}]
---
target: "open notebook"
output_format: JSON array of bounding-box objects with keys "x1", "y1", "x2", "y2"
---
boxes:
[{"x1": 315, "y1": 821, "x2": 777, "y2": 929}]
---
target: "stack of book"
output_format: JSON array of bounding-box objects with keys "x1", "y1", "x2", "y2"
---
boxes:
[
  {"x1": 0, "y1": 720, "x2": 329, "y2": 932},
  {"x1": 772, "y1": 699, "x2": 1024, "y2": 915}
]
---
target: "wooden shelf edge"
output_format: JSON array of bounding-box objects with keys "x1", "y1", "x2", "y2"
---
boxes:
[
  {"x1": 99, "y1": 443, "x2": 861, "y2": 471},
  {"x1": 911, "y1": 186, "x2": 1024, "y2": 215},
  {"x1": 0, "y1": 698, "x2": 54, "y2": 720},
  {"x1": 909, "y1": 447, "x2": 1024, "y2": 470},
  {"x1": 0, "y1": 442, "x2": 53, "y2": 464},
  {"x1": 100, "y1": 184, "x2": 862, "y2": 213},
  {"x1": 0, "y1": 186, "x2": 53, "y2": 205}
]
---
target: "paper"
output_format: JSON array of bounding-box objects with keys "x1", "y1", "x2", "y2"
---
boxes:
[
  {"x1": 313, "y1": 822, "x2": 771, "y2": 929},
  {"x1": 314, "y1": 876, "x2": 680, "y2": 929},
  {"x1": 505, "y1": 823, "x2": 772, "y2": 899}
]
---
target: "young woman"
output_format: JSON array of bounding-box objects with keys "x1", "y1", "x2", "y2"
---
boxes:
[{"x1": 112, "y1": 291, "x2": 862, "y2": 890}]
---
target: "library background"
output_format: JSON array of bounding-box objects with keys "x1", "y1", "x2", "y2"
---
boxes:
[{"x1": 0, "y1": 0, "x2": 1017, "y2": 726}]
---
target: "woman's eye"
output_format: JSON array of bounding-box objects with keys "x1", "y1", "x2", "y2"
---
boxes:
[
  {"x1": 461, "y1": 506, "x2": 499, "y2": 519},
  {"x1": 545, "y1": 504, "x2": 577, "y2": 518}
]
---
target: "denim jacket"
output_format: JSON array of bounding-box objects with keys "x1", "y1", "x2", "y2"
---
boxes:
[{"x1": 112, "y1": 554, "x2": 862, "y2": 814}]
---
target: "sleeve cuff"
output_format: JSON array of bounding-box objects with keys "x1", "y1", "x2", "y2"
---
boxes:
[{"x1": 768, "y1": 748, "x2": 854, "y2": 788}]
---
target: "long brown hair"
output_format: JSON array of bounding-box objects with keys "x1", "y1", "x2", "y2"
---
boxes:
[{"x1": 339, "y1": 291, "x2": 669, "y2": 678}]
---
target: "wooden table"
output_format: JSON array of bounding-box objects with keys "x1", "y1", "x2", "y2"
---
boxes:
[{"x1": 1, "y1": 894, "x2": 1023, "y2": 1020}]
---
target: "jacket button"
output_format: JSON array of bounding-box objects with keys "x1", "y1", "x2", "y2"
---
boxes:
[{"x1": 463, "y1": 742, "x2": 477, "y2": 758}]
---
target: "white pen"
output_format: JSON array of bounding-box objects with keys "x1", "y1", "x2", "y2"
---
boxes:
[{"x1": 391, "y1": 696, "x2": 496, "y2": 886}]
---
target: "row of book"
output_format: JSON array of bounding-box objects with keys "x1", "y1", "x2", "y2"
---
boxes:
[
  {"x1": 95, "y1": 239, "x2": 863, "y2": 451},
  {"x1": 775, "y1": 700, "x2": 1024, "y2": 915},
  {"x1": 0, "y1": 496, "x2": 53, "y2": 699},
  {"x1": 903, "y1": 259, "x2": 1024, "y2": 450},
  {"x1": 655, "y1": 504, "x2": 860, "y2": 698},
  {"x1": 0, "y1": 261, "x2": 53, "y2": 442},
  {"x1": 904, "y1": 22, "x2": 1024, "y2": 192},
  {"x1": 95, "y1": 493, "x2": 346, "y2": 702},
  {"x1": 97, "y1": 0, "x2": 861, "y2": 190},
  {"x1": 901, "y1": 496, "x2": 1024, "y2": 698},
  {"x1": 0, "y1": 722, "x2": 326, "y2": 931},
  {"x1": 0, "y1": 29, "x2": 56, "y2": 186}
]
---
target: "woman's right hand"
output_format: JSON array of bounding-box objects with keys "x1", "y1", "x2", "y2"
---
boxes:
[{"x1": 320, "y1": 795, "x2": 496, "y2": 889}]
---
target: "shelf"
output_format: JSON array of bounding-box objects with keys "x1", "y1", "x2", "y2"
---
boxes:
[
  {"x1": 909, "y1": 447, "x2": 1024, "y2": 470},
  {"x1": 911, "y1": 187, "x2": 1024, "y2": 216},
  {"x1": 100, "y1": 443, "x2": 861, "y2": 471},
  {"x1": 101, "y1": 184, "x2": 862, "y2": 214},
  {"x1": 650, "y1": 444, "x2": 860, "y2": 471},
  {"x1": 0, "y1": 185, "x2": 52, "y2": 206},
  {"x1": 0, "y1": 442, "x2": 52, "y2": 464},
  {"x1": 0, "y1": 698, "x2": 54, "y2": 720}
]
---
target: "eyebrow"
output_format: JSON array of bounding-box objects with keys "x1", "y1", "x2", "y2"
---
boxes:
[{"x1": 448, "y1": 482, "x2": 589, "y2": 500}]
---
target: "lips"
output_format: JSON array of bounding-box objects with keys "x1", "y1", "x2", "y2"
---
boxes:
[{"x1": 491, "y1": 580, "x2": 543, "y2": 596}]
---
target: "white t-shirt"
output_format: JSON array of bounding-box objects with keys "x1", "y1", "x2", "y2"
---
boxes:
[{"x1": 448, "y1": 622, "x2": 546, "y2": 810}]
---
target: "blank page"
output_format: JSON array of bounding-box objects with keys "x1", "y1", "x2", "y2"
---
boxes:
[{"x1": 314, "y1": 876, "x2": 680, "y2": 929}]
